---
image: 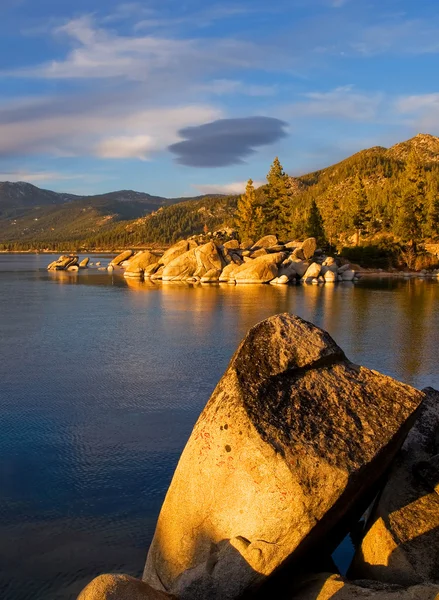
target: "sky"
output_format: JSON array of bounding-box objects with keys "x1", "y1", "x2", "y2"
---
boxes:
[{"x1": 1, "y1": 0, "x2": 439, "y2": 197}]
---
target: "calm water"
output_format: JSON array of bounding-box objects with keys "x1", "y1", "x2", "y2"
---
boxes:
[{"x1": 1, "y1": 254, "x2": 439, "y2": 599}]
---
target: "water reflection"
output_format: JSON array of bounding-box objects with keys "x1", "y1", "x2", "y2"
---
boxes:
[{"x1": 2, "y1": 258, "x2": 439, "y2": 599}]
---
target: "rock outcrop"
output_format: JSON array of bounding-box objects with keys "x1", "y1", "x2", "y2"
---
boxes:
[
  {"x1": 143, "y1": 314, "x2": 425, "y2": 600},
  {"x1": 77, "y1": 574, "x2": 176, "y2": 600},
  {"x1": 110, "y1": 250, "x2": 134, "y2": 267},
  {"x1": 79, "y1": 257, "x2": 89, "y2": 268},
  {"x1": 47, "y1": 255, "x2": 79, "y2": 271},
  {"x1": 350, "y1": 388, "x2": 439, "y2": 586},
  {"x1": 124, "y1": 251, "x2": 158, "y2": 279},
  {"x1": 159, "y1": 240, "x2": 198, "y2": 267},
  {"x1": 233, "y1": 252, "x2": 285, "y2": 284},
  {"x1": 290, "y1": 572, "x2": 439, "y2": 599}
]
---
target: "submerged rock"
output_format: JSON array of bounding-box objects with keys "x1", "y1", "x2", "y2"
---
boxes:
[
  {"x1": 143, "y1": 314, "x2": 425, "y2": 600},
  {"x1": 77, "y1": 574, "x2": 176, "y2": 600},
  {"x1": 350, "y1": 387, "x2": 439, "y2": 586}
]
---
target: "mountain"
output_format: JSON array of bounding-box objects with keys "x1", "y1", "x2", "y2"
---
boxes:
[
  {"x1": 2, "y1": 132, "x2": 439, "y2": 251},
  {"x1": 0, "y1": 182, "x2": 218, "y2": 247}
]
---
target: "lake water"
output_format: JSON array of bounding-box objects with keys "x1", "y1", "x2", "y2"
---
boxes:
[{"x1": 1, "y1": 254, "x2": 439, "y2": 599}]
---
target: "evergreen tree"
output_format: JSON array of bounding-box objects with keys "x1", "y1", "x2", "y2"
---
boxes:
[
  {"x1": 234, "y1": 179, "x2": 263, "y2": 240},
  {"x1": 262, "y1": 157, "x2": 291, "y2": 239},
  {"x1": 425, "y1": 174, "x2": 439, "y2": 239},
  {"x1": 305, "y1": 199, "x2": 326, "y2": 246},
  {"x1": 350, "y1": 174, "x2": 370, "y2": 245},
  {"x1": 394, "y1": 151, "x2": 425, "y2": 243}
]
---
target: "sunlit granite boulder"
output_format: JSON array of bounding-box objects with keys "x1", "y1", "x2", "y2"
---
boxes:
[
  {"x1": 159, "y1": 240, "x2": 198, "y2": 267},
  {"x1": 110, "y1": 250, "x2": 134, "y2": 267},
  {"x1": 234, "y1": 252, "x2": 285, "y2": 284},
  {"x1": 301, "y1": 237, "x2": 317, "y2": 259},
  {"x1": 143, "y1": 314, "x2": 425, "y2": 600},
  {"x1": 289, "y1": 572, "x2": 439, "y2": 599},
  {"x1": 124, "y1": 251, "x2": 158, "y2": 279},
  {"x1": 251, "y1": 234, "x2": 278, "y2": 249},
  {"x1": 77, "y1": 574, "x2": 176, "y2": 600},
  {"x1": 302, "y1": 262, "x2": 321, "y2": 281},
  {"x1": 79, "y1": 257, "x2": 89, "y2": 268},
  {"x1": 350, "y1": 387, "x2": 439, "y2": 586},
  {"x1": 47, "y1": 255, "x2": 78, "y2": 270}
]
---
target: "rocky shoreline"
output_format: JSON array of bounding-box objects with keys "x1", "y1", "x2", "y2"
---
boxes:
[
  {"x1": 46, "y1": 234, "x2": 439, "y2": 285},
  {"x1": 77, "y1": 314, "x2": 439, "y2": 600}
]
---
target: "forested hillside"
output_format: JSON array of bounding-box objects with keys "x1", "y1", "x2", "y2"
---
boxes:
[{"x1": 2, "y1": 133, "x2": 439, "y2": 253}]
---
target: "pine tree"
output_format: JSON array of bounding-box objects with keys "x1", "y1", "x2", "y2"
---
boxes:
[
  {"x1": 234, "y1": 179, "x2": 263, "y2": 240},
  {"x1": 262, "y1": 157, "x2": 291, "y2": 239},
  {"x1": 305, "y1": 199, "x2": 326, "y2": 246},
  {"x1": 425, "y1": 173, "x2": 439, "y2": 239},
  {"x1": 350, "y1": 174, "x2": 370, "y2": 245},
  {"x1": 394, "y1": 151, "x2": 425, "y2": 243}
]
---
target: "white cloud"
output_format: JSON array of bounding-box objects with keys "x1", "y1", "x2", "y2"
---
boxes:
[
  {"x1": 0, "y1": 98, "x2": 222, "y2": 159},
  {"x1": 394, "y1": 93, "x2": 439, "y2": 133},
  {"x1": 0, "y1": 171, "x2": 85, "y2": 183},
  {"x1": 199, "y1": 79, "x2": 277, "y2": 97},
  {"x1": 193, "y1": 180, "x2": 265, "y2": 195},
  {"x1": 284, "y1": 85, "x2": 383, "y2": 122}
]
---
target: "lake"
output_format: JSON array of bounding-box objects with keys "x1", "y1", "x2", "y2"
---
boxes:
[{"x1": 1, "y1": 254, "x2": 439, "y2": 599}]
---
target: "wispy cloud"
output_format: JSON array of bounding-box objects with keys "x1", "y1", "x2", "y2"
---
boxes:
[
  {"x1": 0, "y1": 170, "x2": 85, "y2": 183},
  {"x1": 193, "y1": 180, "x2": 265, "y2": 195},
  {"x1": 395, "y1": 93, "x2": 439, "y2": 133},
  {"x1": 283, "y1": 85, "x2": 383, "y2": 122}
]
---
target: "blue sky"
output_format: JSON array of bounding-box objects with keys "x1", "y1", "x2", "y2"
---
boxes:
[{"x1": 1, "y1": 0, "x2": 439, "y2": 197}]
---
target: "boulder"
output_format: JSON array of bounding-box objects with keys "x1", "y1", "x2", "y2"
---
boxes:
[
  {"x1": 323, "y1": 256, "x2": 336, "y2": 267},
  {"x1": 77, "y1": 574, "x2": 176, "y2": 600},
  {"x1": 302, "y1": 262, "x2": 322, "y2": 280},
  {"x1": 124, "y1": 267, "x2": 143, "y2": 279},
  {"x1": 143, "y1": 262, "x2": 161, "y2": 277},
  {"x1": 79, "y1": 258, "x2": 89, "y2": 268},
  {"x1": 110, "y1": 250, "x2": 133, "y2": 266},
  {"x1": 234, "y1": 252, "x2": 285, "y2": 284},
  {"x1": 194, "y1": 242, "x2": 225, "y2": 278},
  {"x1": 150, "y1": 266, "x2": 165, "y2": 280},
  {"x1": 292, "y1": 248, "x2": 306, "y2": 261},
  {"x1": 290, "y1": 572, "x2": 439, "y2": 600},
  {"x1": 223, "y1": 240, "x2": 240, "y2": 250},
  {"x1": 219, "y1": 263, "x2": 241, "y2": 282},
  {"x1": 48, "y1": 255, "x2": 79, "y2": 270},
  {"x1": 125, "y1": 251, "x2": 157, "y2": 272},
  {"x1": 285, "y1": 241, "x2": 300, "y2": 249},
  {"x1": 229, "y1": 252, "x2": 243, "y2": 266},
  {"x1": 267, "y1": 245, "x2": 287, "y2": 253},
  {"x1": 324, "y1": 270, "x2": 337, "y2": 283},
  {"x1": 200, "y1": 269, "x2": 221, "y2": 283},
  {"x1": 67, "y1": 265, "x2": 79, "y2": 272},
  {"x1": 342, "y1": 269, "x2": 355, "y2": 281},
  {"x1": 159, "y1": 240, "x2": 198, "y2": 267},
  {"x1": 338, "y1": 263, "x2": 351, "y2": 273},
  {"x1": 252, "y1": 234, "x2": 278, "y2": 249},
  {"x1": 143, "y1": 314, "x2": 425, "y2": 600},
  {"x1": 350, "y1": 388, "x2": 439, "y2": 586},
  {"x1": 249, "y1": 248, "x2": 268, "y2": 259},
  {"x1": 162, "y1": 249, "x2": 198, "y2": 281},
  {"x1": 301, "y1": 237, "x2": 317, "y2": 259},
  {"x1": 240, "y1": 239, "x2": 254, "y2": 250}
]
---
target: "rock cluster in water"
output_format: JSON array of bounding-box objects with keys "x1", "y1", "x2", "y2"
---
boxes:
[
  {"x1": 77, "y1": 314, "x2": 439, "y2": 600},
  {"x1": 106, "y1": 235, "x2": 359, "y2": 285}
]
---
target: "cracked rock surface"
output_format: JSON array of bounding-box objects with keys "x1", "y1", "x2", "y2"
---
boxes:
[{"x1": 143, "y1": 314, "x2": 426, "y2": 600}]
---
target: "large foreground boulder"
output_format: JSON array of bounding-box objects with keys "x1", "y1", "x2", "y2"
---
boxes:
[
  {"x1": 143, "y1": 314, "x2": 425, "y2": 600},
  {"x1": 162, "y1": 249, "x2": 198, "y2": 281},
  {"x1": 77, "y1": 574, "x2": 176, "y2": 600},
  {"x1": 290, "y1": 572, "x2": 439, "y2": 599},
  {"x1": 350, "y1": 388, "x2": 439, "y2": 586}
]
